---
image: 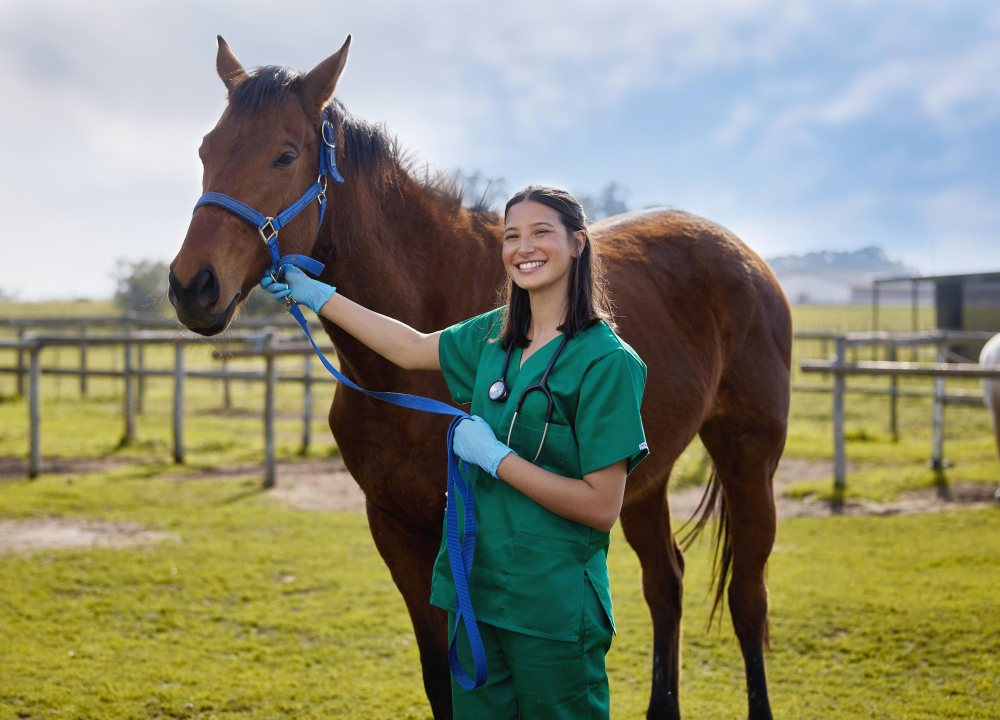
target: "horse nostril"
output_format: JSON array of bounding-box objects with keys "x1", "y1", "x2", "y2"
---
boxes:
[
  {"x1": 167, "y1": 269, "x2": 181, "y2": 305},
  {"x1": 191, "y1": 267, "x2": 221, "y2": 308}
]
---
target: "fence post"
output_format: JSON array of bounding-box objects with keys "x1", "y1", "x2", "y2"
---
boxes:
[
  {"x1": 16, "y1": 327, "x2": 25, "y2": 396},
  {"x1": 264, "y1": 331, "x2": 277, "y2": 489},
  {"x1": 79, "y1": 322, "x2": 88, "y2": 397},
  {"x1": 832, "y1": 336, "x2": 846, "y2": 492},
  {"x1": 301, "y1": 354, "x2": 312, "y2": 453},
  {"x1": 28, "y1": 338, "x2": 41, "y2": 479},
  {"x1": 137, "y1": 343, "x2": 146, "y2": 414},
  {"x1": 173, "y1": 343, "x2": 185, "y2": 464},
  {"x1": 222, "y1": 355, "x2": 232, "y2": 410},
  {"x1": 123, "y1": 317, "x2": 136, "y2": 442},
  {"x1": 931, "y1": 343, "x2": 946, "y2": 469},
  {"x1": 887, "y1": 342, "x2": 898, "y2": 441},
  {"x1": 54, "y1": 347, "x2": 62, "y2": 398}
]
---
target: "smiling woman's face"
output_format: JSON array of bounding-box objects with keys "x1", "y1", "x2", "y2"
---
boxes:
[{"x1": 502, "y1": 199, "x2": 583, "y2": 293}]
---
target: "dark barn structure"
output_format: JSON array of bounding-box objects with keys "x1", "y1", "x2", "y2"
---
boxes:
[
  {"x1": 871, "y1": 271, "x2": 1000, "y2": 334},
  {"x1": 872, "y1": 272, "x2": 1000, "y2": 332}
]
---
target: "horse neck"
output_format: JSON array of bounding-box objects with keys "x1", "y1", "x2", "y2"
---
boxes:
[{"x1": 317, "y1": 174, "x2": 503, "y2": 385}]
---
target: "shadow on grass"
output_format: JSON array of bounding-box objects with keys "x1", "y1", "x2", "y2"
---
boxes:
[
  {"x1": 215, "y1": 485, "x2": 266, "y2": 506},
  {"x1": 932, "y1": 465, "x2": 950, "y2": 498},
  {"x1": 829, "y1": 485, "x2": 846, "y2": 514}
]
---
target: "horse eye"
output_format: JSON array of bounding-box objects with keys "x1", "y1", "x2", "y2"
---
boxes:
[{"x1": 274, "y1": 153, "x2": 296, "y2": 167}]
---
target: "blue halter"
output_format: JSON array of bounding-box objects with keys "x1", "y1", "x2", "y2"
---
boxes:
[
  {"x1": 193, "y1": 110, "x2": 344, "y2": 278},
  {"x1": 191, "y1": 109, "x2": 488, "y2": 690}
]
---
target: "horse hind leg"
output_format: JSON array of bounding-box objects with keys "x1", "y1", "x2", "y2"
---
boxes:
[
  {"x1": 696, "y1": 411, "x2": 785, "y2": 720},
  {"x1": 992, "y1": 413, "x2": 1000, "y2": 502},
  {"x1": 619, "y1": 463, "x2": 685, "y2": 720},
  {"x1": 986, "y1": 380, "x2": 1000, "y2": 502}
]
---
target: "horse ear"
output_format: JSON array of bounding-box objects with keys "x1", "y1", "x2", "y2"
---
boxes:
[
  {"x1": 301, "y1": 35, "x2": 352, "y2": 111},
  {"x1": 216, "y1": 35, "x2": 247, "y2": 94}
]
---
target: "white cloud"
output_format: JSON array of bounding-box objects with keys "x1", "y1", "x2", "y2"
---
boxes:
[{"x1": 765, "y1": 36, "x2": 1000, "y2": 144}]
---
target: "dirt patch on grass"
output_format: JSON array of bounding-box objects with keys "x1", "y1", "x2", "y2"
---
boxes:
[
  {"x1": 669, "y1": 457, "x2": 1000, "y2": 520},
  {"x1": 169, "y1": 455, "x2": 1000, "y2": 518},
  {"x1": 266, "y1": 458, "x2": 365, "y2": 512},
  {"x1": 160, "y1": 457, "x2": 366, "y2": 512},
  {"x1": 0, "y1": 518, "x2": 180, "y2": 554},
  {"x1": 0, "y1": 456, "x2": 143, "y2": 481}
]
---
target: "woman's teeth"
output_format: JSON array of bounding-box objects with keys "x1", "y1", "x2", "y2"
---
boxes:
[{"x1": 517, "y1": 261, "x2": 546, "y2": 271}]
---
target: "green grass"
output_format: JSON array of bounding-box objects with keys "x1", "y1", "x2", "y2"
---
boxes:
[
  {"x1": 0, "y1": 299, "x2": 118, "y2": 319},
  {"x1": 0, "y1": 469, "x2": 998, "y2": 719},
  {"x1": 1, "y1": 300, "x2": 999, "y2": 717}
]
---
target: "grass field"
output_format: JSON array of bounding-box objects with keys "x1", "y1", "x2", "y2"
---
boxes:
[{"x1": 1, "y1": 300, "x2": 999, "y2": 719}]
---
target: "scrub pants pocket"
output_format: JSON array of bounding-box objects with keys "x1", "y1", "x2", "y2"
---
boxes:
[
  {"x1": 448, "y1": 579, "x2": 614, "y2": 720},
  {"x1": 448, "y1": 611, "x2": 518, "y2": 719}
]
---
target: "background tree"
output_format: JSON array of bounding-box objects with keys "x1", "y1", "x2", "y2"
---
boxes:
[
  {"x1": 575, "y1": 181, "x2": 631, "y2": 221},
  {"x1": 111, "y1": 259, "x2": 284, "y2": 317},
  {"x1": 112, "y1": 259, "x2": 171, "y2": 314}
]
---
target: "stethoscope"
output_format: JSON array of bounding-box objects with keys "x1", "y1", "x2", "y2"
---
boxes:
[{"x1": 488, "y1": 332, "x2": 570, "y2": 463}]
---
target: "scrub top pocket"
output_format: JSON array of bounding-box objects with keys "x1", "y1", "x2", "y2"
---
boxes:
[
  {"x1": 506, "y1": 411, "x2": 574, "y2": 475},
  {"x1": 504, "y1": 530, "x2": 587, "y2": 642}
]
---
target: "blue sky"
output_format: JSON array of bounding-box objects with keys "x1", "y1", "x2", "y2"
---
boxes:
[{"x1": 2, "y1": 0, "x2": 999, "y2": 300}]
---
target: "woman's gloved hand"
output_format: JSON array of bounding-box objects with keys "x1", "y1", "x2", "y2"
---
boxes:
[
  {"x1": 453, "y1": 415, "x2": 516, "y2": 479},
  {"x1": 259, "y1": 264, "x2": 337, "y2": 315}
]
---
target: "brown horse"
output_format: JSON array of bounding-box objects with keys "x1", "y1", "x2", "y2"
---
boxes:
[{"x1": 169, "y1": 35, "x2": 792, "y2": 720}]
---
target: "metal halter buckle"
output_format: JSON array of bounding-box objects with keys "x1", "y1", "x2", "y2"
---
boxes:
[
  {"x1": 316, "y1": 174, "x2": 328, "y2": 206},
  {"x1": 267, "y1": 267, "x2": 294, "y2": 311},
  {"x1": 322, "y1": 121, "x2": 336, "y2": 148},
  {"x1": 258, "y1": 217, "x2": 277, "y2": 243}
]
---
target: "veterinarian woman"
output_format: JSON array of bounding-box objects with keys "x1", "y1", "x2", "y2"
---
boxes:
[{"x1": 261, "y1": 185, "x2": 648, "y2": 719}]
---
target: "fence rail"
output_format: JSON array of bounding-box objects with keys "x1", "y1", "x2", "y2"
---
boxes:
[
  {"x1": 0, "y1": 329, "x2": 336, "y2": 483},
  {"x1": 5, "y1": 321, "x2": 997, "y2": 489},
  {"x1": 800, "y1": 332, "x2": 999, "y2": 494}
]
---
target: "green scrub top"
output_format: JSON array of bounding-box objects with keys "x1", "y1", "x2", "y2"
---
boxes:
[{"x1": 429, "y1": 305, "x2": 648, "y2": 643}]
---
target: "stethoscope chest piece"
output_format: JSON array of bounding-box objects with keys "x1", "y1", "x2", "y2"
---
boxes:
[
  {"x1": 489, "y1": 332, "x2": 571, "y2": 464},
  {"x1": 488, "y1": 380, "x2": 510, "y2": 402}
]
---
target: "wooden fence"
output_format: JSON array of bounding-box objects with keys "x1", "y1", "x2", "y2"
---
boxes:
[
  {"x1": 800, "y1": 330, "x2": 1000, "y2": 492},
  {"x1": 0, "y1": 326, "x2": 333, "y2": 486},
  {"x1": 4, "y1": 318, "x2": 997, "y2": 492}
]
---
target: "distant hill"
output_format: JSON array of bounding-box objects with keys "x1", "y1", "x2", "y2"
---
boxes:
[
  {"x1": 766, "y1": 246, "x2": 918, "y2": 276},
  {"x1": 764, "y1": 246, "x2": 923, "y2": 304}
]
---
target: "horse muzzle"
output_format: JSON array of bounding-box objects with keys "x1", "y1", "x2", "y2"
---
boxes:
[{"x1": 168, "y1": 266, "x2": 240, "y2": 335}]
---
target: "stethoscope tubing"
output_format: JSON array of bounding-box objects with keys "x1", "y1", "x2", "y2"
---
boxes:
[{"x1": 493, "y1": 333, "x2": 570, "y2": 464}]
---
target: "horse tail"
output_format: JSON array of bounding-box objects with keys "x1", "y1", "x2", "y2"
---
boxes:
[{"x1": 676, "y1": 462, "x2": 733, "y2": 634}]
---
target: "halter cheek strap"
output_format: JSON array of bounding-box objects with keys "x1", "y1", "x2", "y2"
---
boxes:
[
  {"x1": 192, "y1": 109, "x2": 343, "y2": 278},
  {"x1": 189, "y1": 108, "x2": 488, "y2": 690}
]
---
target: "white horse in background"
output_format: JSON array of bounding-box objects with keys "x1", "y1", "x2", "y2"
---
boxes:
[{"x1": 981, "y1": 332, "x2": 1000, "y2": 501}]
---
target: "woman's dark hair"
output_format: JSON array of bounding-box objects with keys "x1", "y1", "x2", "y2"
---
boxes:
[{"x1": 495, "y1": 185, "x2": 616, "y2": 349}]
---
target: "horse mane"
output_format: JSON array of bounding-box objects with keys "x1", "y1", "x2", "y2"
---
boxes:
[{"x1": 229, "y1": 65, "x2": 502, "y2": 216}]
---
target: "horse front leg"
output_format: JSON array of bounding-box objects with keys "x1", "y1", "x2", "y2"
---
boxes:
[{"x1": 365, "y1": 495, "x2": 452, "y2": 719}]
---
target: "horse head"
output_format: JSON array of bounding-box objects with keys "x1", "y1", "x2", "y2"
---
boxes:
[{"x1": 169, "y1": 35, "x2": 351, "y2": 335}]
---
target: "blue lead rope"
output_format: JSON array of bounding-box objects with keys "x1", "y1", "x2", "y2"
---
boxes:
[
  {"x1": 285, "y1": 302, "x2": 487, "y2": 689},
  {"x1": 192, "y1": 110, "x2": 488, "y2": 688}
]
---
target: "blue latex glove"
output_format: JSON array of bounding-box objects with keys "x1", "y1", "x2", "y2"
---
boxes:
[
  {"x1": 259, "y1": 264, "x2": 337, "y2": 315},
  {"x1": 453, "y1": 415, "x2": 516, "y2": 479}
]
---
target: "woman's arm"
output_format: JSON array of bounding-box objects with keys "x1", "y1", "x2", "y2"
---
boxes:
[
  {"x1": 495, "y1": 454, "x2": 627, "y2": 533},
  {"x1": 317, "y1": 293, "x2": 441, "y2": 371},
  {"x1": 262, "y1": 266, "x2": 441, "y2": 371}
]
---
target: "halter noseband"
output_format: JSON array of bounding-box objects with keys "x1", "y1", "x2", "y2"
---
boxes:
[{"x1": 191, "y1": 109, "x2": 345, "y2": 289}]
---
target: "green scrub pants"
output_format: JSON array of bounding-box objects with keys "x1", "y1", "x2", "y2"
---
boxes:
[{"x1": 447, "y1": 579, "x2": 614, "y2": 719}]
